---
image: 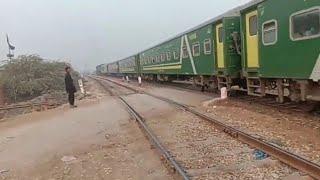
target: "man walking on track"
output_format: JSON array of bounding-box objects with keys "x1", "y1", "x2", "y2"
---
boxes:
[{"x1": 65, "y1": 66, "x2": 77, "y2": 108}]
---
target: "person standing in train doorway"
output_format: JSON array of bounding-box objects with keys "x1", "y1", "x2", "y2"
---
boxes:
[{"x1": 65, "y1": 66, "x2": 77, "y2": 108}]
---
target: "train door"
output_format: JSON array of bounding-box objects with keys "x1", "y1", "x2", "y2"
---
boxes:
[
  {"x1": 246, "y1": 10, "x2": 259, "y2": 68},
  {"x1": 216, "y1": 23, "x2": 225, "y2": 68}
]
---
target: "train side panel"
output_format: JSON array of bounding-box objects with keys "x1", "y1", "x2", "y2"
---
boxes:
[
  {"x1": 259, "y1": 0, "x2": 320, "y2": 79},
  {"x1": 107, "y1": 62, "x2": 120, "y2": 75},
  {"x1": 140, "y1": 24, "x2": 215, "y2": 76},
  {"x1": 119, "y1": 56, "x2": 139, "y2": 75},
  {"x1": 241, "y1": 0, "x2": 320, "y2": 101}
]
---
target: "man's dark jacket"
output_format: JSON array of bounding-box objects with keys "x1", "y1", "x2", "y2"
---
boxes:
[{"x1": 65, "y1": 73, "x2": 77, "y2": 93}]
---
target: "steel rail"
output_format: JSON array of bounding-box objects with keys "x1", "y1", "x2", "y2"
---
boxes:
[
  {"x1": 97, "y1": 76, "x2": 320, "y2": 179},
  {"x1": 89, "y1": 76, "x2": 115, "y2": 96},
  {"x1": 90, "y1": 76, "x2": 190, "y2": 180},
  {"x1": 118, "y1": 97, "x2": 190, "y2": 180}
]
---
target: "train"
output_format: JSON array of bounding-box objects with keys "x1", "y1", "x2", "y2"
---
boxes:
[{"x1": 96, "y1": 0, "x2": 320, "y2": 103}]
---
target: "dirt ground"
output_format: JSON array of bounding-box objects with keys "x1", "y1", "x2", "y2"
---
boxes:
[
  {"x1": 123, "y1": 93, "x2": 301, "y2": 179},
  {"x1": 2, "y1": 75, "x2": 319, "y2": 179},
  {"x1": 130, "y1": 78, "x2": 320, "y2": 164},
  {"x1": 203, "y1": 99, "x2": 320, "y2": 164},
  {"x1": 0, "y1": 78, "x2": 172, "y2": 180},
  {"x1": 108, "y1": 77, "x2": 320, "y2": 170}
]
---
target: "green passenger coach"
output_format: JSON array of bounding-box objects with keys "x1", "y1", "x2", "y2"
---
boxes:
[
  {"x1": 241, "y1": 0, "x2": 320, "y2": 102},
  {"x1": 139, "y1": 24, "x2": 216, "y2": 85},
  {"x1": 119, "y1": 55, "x2": 140, "y2": 76},
  {"x1": 100, "y1": 0, "x2": 320, "y2": 103},
  {"x1": 138, "y1": 8, "x2": 245, "y2": 90}
]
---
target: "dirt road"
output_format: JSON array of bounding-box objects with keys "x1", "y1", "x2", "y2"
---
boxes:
[{"x1": 0, "y1": 79, "x2": 172, "y2": 180}]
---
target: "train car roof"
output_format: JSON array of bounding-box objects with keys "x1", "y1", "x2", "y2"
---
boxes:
[
  {"x1": 112, "y1": 0, "x2": 264, "y2": 63},
  {"x1": 96, "y1": 64, "x2": 104, "y2": 68},
  {"x1": 134, "y1": 0, "x2": 264, "y2": 54}
]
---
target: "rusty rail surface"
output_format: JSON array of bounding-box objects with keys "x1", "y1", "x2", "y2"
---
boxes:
[{"x1": 94, "y1": 75, "x2": 320, "y2": 179}]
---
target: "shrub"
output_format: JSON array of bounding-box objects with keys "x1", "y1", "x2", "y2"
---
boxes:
[{"x1": 0, "y1": 55, "x2": 79, "y2": 102}]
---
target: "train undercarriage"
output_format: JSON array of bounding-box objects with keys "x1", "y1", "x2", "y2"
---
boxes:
[{"x1": 118, "y1": 73, "x2": 320, "y2": 104}]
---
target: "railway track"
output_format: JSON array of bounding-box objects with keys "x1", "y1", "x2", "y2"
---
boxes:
[
  {"x1": 152, "y1": 81, "x2": 317, "y2": 114},
  {"x1": 96, "y1": 77, "x2": 317, "y2": 114},
  {"x1": 90, "y1": 76, "x2": 320, "y2": 179},
  {"x1": 88, "y1": 76, "x2": 189, "y2": 179}
]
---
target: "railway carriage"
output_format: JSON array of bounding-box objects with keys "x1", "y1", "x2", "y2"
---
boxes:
[
  {"x1": 139, "y1": 24, "x2": 216, "y2": 84},
  {"x1": 107, "y1": 62, "x2": 120, "y2": 75},
  {"x1": 118, "y1": 55, "x2": 140, "y2": 78},
  {"x1": 99, "y1": 0, "x2": 320, "y2": 103},
  {"x1": 96, "y1": 64, "x2": 108, "y2": 75},
  {"x1": 96, "y1": 64, "x2": 103, "y2": 75},
  {"x1": 138, "y1": 8, "x2": 245, "y2": 89},
  {"x1": 241, "y1": 0, "x2": 320, "y2": 102}
]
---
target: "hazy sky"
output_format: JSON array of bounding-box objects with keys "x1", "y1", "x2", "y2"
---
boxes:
[{"x1": 0, "y1": 0, "x2": 251, "y2": 72}]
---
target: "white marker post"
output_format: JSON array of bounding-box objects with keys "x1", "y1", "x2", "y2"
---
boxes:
[
  {"x1": 221, "y1": 87, "x2": 228, "y2": 100},
  {"x1": 126, "y1": 76, "x2": 130, "y2": 83},
  {"x1": 78, "y1": 79, "x2": 85, "y2": 95},
  {"x1": 138, "y1": 76, "x2": 142, "y2": 86}
]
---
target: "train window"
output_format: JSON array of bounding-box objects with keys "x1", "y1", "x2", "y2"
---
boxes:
[
  {"x1": 166, "y1": 52, "x2": 171, "y2": 61},
  {"x1": 249, "y1": 15, "x2": 258, "y2": 36},
  {"x1": 218, "y1": 27, "x2": 224, "y2": 42},
  {"x1": 182, "y1": 46, "x2": 188, "y2": 58},
  {"x1": 204, "y1": 39, "x2": 212, "y2": 54},
  {"x1": 192, "y1": 43, "x2": 200, "y2": 57},
  {"x1": 291, "y1": 8, "x2": 320, "y2": 41},
  {"x1": 263, "y1": 20, "x2": 277, "y2": 45},
  {"x1": 173, "y1": 51, "x2": 179, "y2": 60}
]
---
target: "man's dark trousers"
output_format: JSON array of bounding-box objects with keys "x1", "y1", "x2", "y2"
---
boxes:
[{"x1": 68, "y1": 93, "x2": 75, "y2": 106}]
